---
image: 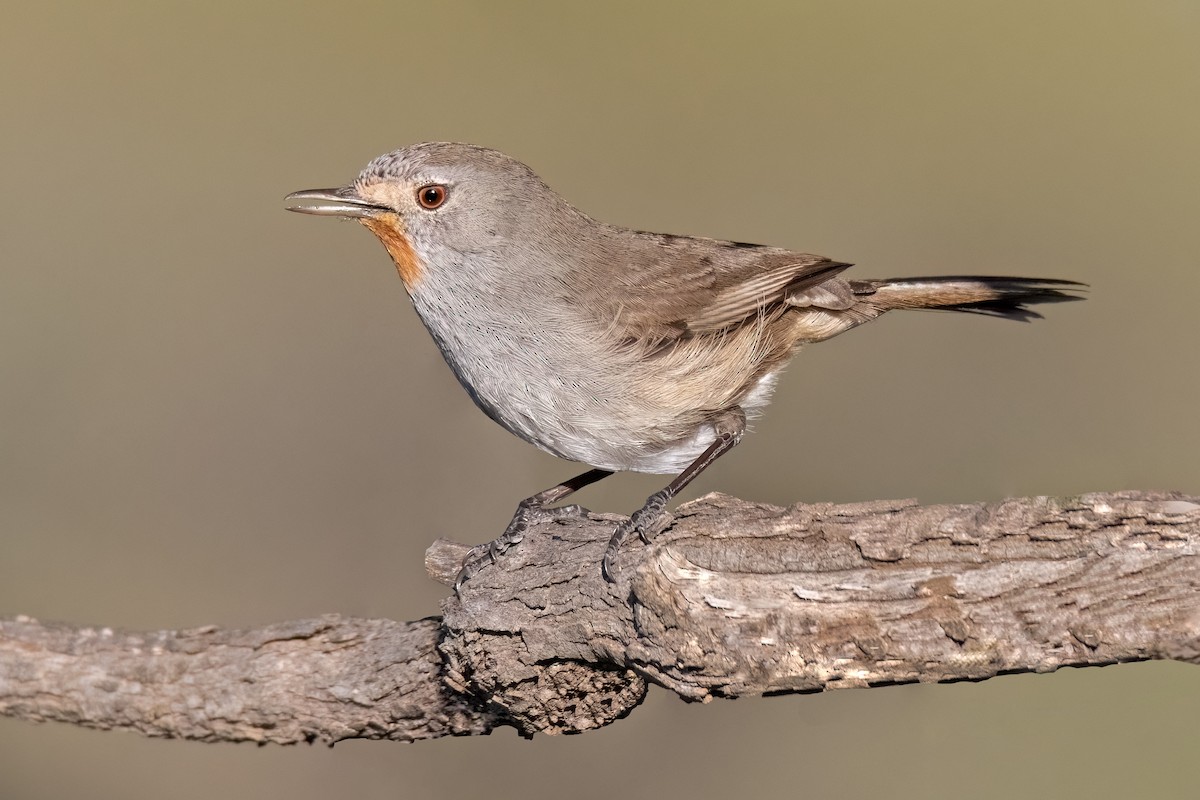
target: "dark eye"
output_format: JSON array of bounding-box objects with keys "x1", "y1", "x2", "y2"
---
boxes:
[{"x1": 416, "y1": 184, "x2": 447, "y2": 210}]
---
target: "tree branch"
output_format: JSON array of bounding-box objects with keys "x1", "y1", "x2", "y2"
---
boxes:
[
  {"x1": 3, "y1": 491, "x2": 1198, "y2": 743},
  {"x1": 0, "y1": 614, "x2": 499, "y2": 744}
]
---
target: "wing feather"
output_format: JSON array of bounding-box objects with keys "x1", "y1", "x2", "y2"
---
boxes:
[{"x1": 574, "y1": 229, "x2": 853, "y2": 341}]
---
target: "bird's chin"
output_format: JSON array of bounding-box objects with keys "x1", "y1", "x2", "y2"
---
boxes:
[{"x1": 357, "y1": 214, "x2": 426, "y2": 289}]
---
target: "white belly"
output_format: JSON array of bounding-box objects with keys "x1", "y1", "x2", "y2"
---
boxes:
[
  {"x1": 531, "y1": 369, "x2": 782, "y2": 475},
  {"x1": 413, "y1": 284, "x2": 785, "y2": 475}
]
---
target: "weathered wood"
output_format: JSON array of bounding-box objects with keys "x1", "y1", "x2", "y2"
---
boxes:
[
  {"x1": 0, "y1": 615, "x2": 498, "y2": 744},
  {"x1": 3, "y1": 491, "x2": 1198, "y2": 742},
  {"x1": 439, "y1": 490, "x2": 1200, "y2": 731}
]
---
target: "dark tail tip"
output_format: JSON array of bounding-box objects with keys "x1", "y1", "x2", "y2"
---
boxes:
[{"x1": 954, "y1": 278, "x2": 1086, "y2": 321}]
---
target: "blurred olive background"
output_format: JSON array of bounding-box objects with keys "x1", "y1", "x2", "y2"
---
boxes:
[{"x1": 2, "y1": 2, "x2": 1198, "y2": 798}]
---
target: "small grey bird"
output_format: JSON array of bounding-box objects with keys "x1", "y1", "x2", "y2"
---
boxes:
[{"x1": 285, "y1": 142, "x2": 1081, "y2": 585}]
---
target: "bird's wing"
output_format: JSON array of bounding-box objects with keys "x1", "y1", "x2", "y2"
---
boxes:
[{"x1": 576, "y1": 231, "x2": 854, "y2": 340}]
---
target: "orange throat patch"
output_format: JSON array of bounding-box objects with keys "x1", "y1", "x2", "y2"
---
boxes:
[{"x1": 360, "y1": 213, "x2": 424, "y2": 289}]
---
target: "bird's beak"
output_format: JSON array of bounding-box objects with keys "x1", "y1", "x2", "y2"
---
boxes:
[{"x1": 284, "y1": 186, "x2": 389, "y2": 218}]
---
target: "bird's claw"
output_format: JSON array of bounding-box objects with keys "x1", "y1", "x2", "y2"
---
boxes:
[
  {"x1": 601, "y1": 501, "x2": 673, "y2": 582},
  {"x1": 454, "y1": 503, "x2": 590, "y2": 594}
]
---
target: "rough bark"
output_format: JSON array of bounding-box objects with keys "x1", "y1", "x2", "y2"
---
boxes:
[
  {"x1": 0, "y1": 615, "x2": 499, "y2": 744},
  {"x1": 3, "y1": 491, "x2": 1199, "y2": 743}
]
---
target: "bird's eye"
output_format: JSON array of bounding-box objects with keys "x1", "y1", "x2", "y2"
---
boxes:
[{"x1": 416, "y1": 184, "x2": 447, "y2": 210}]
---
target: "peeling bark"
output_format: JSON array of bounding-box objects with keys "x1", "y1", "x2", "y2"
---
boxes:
[{"x1": 3, "y1": 491, "x2": 1199, "y2": 743}]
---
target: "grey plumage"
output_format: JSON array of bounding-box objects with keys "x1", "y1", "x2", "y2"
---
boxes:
[{"x1": 286, "y1": 142, "x2": 1084, "y2": 581}]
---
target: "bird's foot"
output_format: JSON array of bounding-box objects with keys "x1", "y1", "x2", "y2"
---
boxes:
[
  {"x1": 454, "y1": 503, "x2": 588, "y2": 593},
  {"x1": 601, "y1": 492, "x2": 674, "y2": 582}
]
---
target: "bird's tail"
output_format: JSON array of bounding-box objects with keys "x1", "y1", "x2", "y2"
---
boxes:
[{"x1": 851, "y1": 276, "x2": 1086, "y2": 322}]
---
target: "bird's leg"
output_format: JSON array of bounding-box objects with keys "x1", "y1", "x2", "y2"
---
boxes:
[
  {"x1": 602, "y1": 409, "x2": 746, "y2": 582},
  {"x1": 455, "y1": 467, "x2": 612, "y2": 591}
]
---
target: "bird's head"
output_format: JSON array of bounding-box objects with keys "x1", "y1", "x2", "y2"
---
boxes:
[{"x1": 285, "y1": 142, "x2": 574, "y2": 292}]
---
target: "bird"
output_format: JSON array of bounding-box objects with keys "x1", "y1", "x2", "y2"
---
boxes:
[{"x1": 285, "y1": 142, "x2": 1082, "y2": 587}]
